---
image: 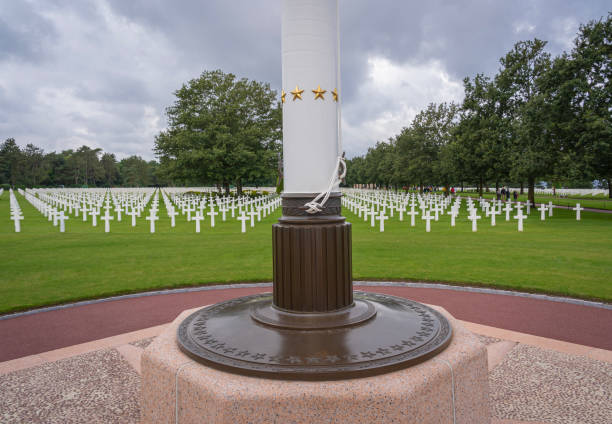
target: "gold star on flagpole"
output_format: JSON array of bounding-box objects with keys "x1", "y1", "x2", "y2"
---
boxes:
[
  {"x1": 332, "y1": 88, "x2": 338, "y2": 102},
  {"x1": 281, "y1": 90, "x2": 286, "y2": 103},
  {"x1": 312, "y1": 85, "x2": 326, "y2": 100},
  {"x1": 290, "y1": 85, "x2": 304, "y2": 101}
]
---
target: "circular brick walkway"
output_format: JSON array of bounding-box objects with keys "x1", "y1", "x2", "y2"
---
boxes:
[{"x1": 1, "y1": 283, "x2": 610, "y2": 362}]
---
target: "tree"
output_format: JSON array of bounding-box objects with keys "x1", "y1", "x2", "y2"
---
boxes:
[
  {"x1": 562, "y1": 14, "x2": 612, "y2": 197},
  {"x1": 395, "y1": 103, "x2": 458, "y2": 191},
  {"x1": 21, "y1": 144, "x2": 48, "y2": 187},
  {"x1": 119, "y1": 156, "x2": 153, "y2": 187},
  {"x1": 154, "y1": 70, "x2": 281, "y2": 195},
  {"x1": 0, "y1": 138, "x2": 24, "y2": 186},
  {"x1": 454, "y1": 74, "x2": 509, "y2": 196},
  {"x1": 100, "y1": 153, "x2": 120, "y2": 186},
  {"x1": 496, "y1": 39, "x2": 555, "y2": 204}
]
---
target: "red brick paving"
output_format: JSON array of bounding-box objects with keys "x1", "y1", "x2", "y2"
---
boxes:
[{"x1": 0, "y1": 284, "x2": 610, "y2": 362}]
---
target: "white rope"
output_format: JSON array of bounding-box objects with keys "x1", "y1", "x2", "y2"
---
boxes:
[
  {"x1": 303, "y1": 0, "x2": 345, "y2": 215},
  {"x1": 304, "y1": 155, "x2": 346, "y2": 214}
]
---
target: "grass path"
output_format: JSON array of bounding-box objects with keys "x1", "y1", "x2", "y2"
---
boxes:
[{"x1": 0, "y1": 190, "x2": 610, "y2": 314}]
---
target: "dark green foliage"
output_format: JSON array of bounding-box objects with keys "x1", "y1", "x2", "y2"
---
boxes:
[
  {"x1": 154, "y1": 69, "x2": 281, "y2": 194},
  {"x1": 347, "y1": 14, "x2": 611, "y2": 197},
  {"x1": 0, "y1": 140, "x2": 162, "y2": 188}
]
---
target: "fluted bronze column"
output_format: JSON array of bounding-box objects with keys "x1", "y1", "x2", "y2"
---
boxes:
[{"x1": 272, "y1": 192, "x2": 353, "y2": 313}]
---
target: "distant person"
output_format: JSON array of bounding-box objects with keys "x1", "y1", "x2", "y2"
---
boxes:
[
  {"x1": 506, "y1": 188, "x2": 510, "y2": 201},
  {"x1": 513, "y1": 191, "x2": 518, "y2": 201},
  {"x1": 501, "y1": 187, "x2": 506, "y2": 199},
  {"x1": 496, "y1": 189, "x2": 501, "y2": 200},
  {"x1": 450, "y1": 187, "x2": 455, "y2": 195}
]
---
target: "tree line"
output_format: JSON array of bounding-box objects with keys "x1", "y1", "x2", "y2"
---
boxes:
[
  {"x1": 0, "y1": 140, "x2": 162, "y2": 188},
  {"x1": 345, "y1": 14, "x2": 611, "y2": 201}
]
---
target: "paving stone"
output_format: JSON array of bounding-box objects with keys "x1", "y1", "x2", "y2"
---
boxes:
[
  {"x1": 489, "y1": 344, "x2": 612, "y2": 424},
  {"x1": 0, "y1": 348, "x2": 140, "y2": 424}
]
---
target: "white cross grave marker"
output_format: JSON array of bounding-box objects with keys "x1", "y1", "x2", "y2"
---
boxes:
[
  {"x1": 537, "y1": 204, "x2": 547, "y2": 221},
  {"x1": 514, "y1": 209, "x2": 526, "y2": 232},
  {"x1": 572, "y1": 203, "x2": 584, "y2": 221},
  {"x1": 422, "y1": 211, "x2": 434, "y2": 232},
  {"x1": 101, "y1": 208, "x2": 114, "y2": 233},
  {"x1": 376, "y1": 210, "x2": 388, "y2": 232},
  {"x1": 146, "y1": 210, "x2": 159, "y2": 233},
  {"x1": 238, "y1": 212, "x2": 249, "y2": 233},
  {"x1": 193, "y1": 211, "x2": 204, "y2": 233},
  {"x1": 468, "y1": 210, "x2": 481, "y2": 232},
  {"x1": 406, "y1": 206, "x2": 418, "y2": 227},
  {"x1": 208, "y1": 207, "x2": 218, "y2": 227},
  {"x1": 12, "y1": 213, "x2": 24, "y2": 233},
  {"x1": 57, "y1": 211, "x2": 68, "y2": 233}
]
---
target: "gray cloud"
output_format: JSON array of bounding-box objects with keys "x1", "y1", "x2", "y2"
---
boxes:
[{"x1": 0, "y1": 0, "x2": 609, "y2": 160}]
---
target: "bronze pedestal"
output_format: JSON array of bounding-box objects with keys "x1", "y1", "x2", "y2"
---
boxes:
[{"x1": 177, "y1": 193, "x2": 452, "y2": 379}]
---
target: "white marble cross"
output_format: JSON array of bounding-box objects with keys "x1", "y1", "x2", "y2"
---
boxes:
[
  {"x1": 376, "y1": 210, "x2": 388, "y2": 232},
  {"x1": 248, "y1": 209, "x2": 257, "y2": 228},
  {"x1": 90, "y1": 208, "x2": 99, "y2": 227},
  {"x1": 168, "y1": 208, "x2": 178, "y2": 227},
  {"x1": 397, "y1": 204, "x2": 405, "y2": 221},
  {"x1": 448, "y1": 208, "x2": 458, "y2": 227},
  {"x1": 115, "y1": 205, "x2": 123, "y2": 222},
  {"x1": 406, "y1": 206, "x2": 418, "y2": 227},
  {"x1": 237, "y1": 212, "x2": 249, "y2": 233},
  {"x1": 369, "y1": 207, "x2": 376, "y2": 227},
  {"x1": 11, "y1": 213, "x2": 24, "y2": 232},
  {"x1": 57, "y1": 211, "x2": 68, "y2": 233},
  {"x1": 548, "y1": 201, "x2": 554, "y2": 217},
  {"x1": 146, "y1": 210, "x2": 159, "y2": 233},
  {"x1": 193, "y1": 211, "x2": 204, "y2": 233},
  {"x1": 128, "y1": 208, "x2": 138, "y2": 227},
  {"x1": 208, "y1": 207, "x2": 219, "y2": 227},
  {"x1": 537, "y1": 204, "x2": 547, "y2": 221},
  {"x1": 422, "y1": 210, "x2": 434, "y2": 232},
  {"x1": 468, "y1": 210, "x2": 481, "y2": 232},
  {"x1": 101, "y1": 208, "x2": 114, "y2": 233},
  {"x1": 504, "y1": 202, "x2": 513, "y2": 221},
  {"x1": 572, "y1": 203, "x2": 584, "y2": 221},
  {"x1": 525, "y1": 200, "x2": 532, "y2": 215},
  {"x1": 514, "y1": 209, "x2": 526, "y2": 232}
]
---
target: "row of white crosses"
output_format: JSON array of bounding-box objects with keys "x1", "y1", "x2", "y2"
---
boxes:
[
  {"x1": 27, "y1": 187, "x2": 154, "y2": 233},
  {"x1": 21, "y1": 189, "x2": 70, "y2": 232},
  {"x1": 343, "y1": 189, "x2": 585, "y2": 233},
  {"x1": 161, "y1": 188, "x2": 281, "y2": 233}
]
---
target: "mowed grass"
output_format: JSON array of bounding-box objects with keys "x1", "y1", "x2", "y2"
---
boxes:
[{"x1": 0, "y1": 190, "x2": 611, "y2": 314}]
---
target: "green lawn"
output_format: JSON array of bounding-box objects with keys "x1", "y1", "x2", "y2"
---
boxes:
[{"x1": 1, "y1": 190, "x2": 611, "y2": 315}]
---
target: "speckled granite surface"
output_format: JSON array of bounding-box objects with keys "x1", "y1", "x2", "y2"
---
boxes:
[
  {"x1": 0, "y1": 349, "x2": 140, "y2": 424},
  {"x1": 140, "y1": 307, "x2": 491, "y2": 424},
  {"x1": 1, "y1": 335, "x2": 610, "y2": 424},
  {"x1": 490, "y1": 344, "x2": 612, "y2": 424}
]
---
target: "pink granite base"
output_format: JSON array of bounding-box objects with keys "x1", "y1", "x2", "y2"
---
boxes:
[{"x1": 141, "y1": 305, "x2": 490, "y2": 424}]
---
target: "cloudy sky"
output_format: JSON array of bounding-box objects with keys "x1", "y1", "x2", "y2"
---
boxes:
[{"x1": 1, "y1": 0, "x2": 609, "y2": 160}]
